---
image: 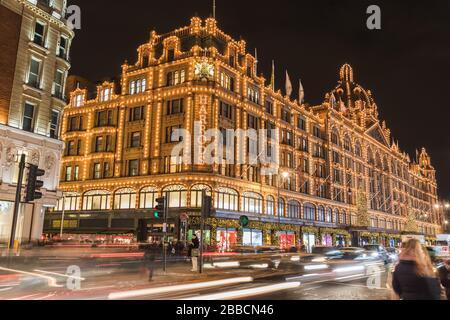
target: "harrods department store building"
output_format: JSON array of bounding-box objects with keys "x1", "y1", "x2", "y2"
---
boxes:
[{"x1": 45, "y1": 17, "x2": 444, "y2": 249}]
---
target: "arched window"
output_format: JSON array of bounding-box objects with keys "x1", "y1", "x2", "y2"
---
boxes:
[
  {"x1": 367, "y1": 148, "x2": 375, "y2": 166},
  {"x1": 341, "y1": 210, "x2": 347, "y2": 225},
  {"x1": 334, "y1": 209, "x2": 340, "y2": 224},
  {"x1": 375, "y1": 153, "x2": 383, "y2": 169},
  {"x1": 190, "y1": 184, "x2": 212, "y2": 208},
  {"x1": 83, "y1": 190, "x2": 111, "y2": 211},
  {"x1": 242, "y1": 192, "x2": 263, "y2": 214},
  {"x1": 277, "y1": 198, "x2": 285, "y2": 217},
  {"x1": 56, "y1": 192, "x2": 81, "y2": 211},
  {"x1": 163, "y1": 185, "x2": 187, "y2": 208},
  {"x1": 317, "y1": 206, "x2": 325, "y2": 222},
  {"x1": 114, "y1": 188, "x2": 136, "y2": 210},
  {"x1": 355, "y1": 141, "x2": 362, "y2": 158},
  {"x1": 326, "y1": 207, "x2": 332, "y2": 223},
  {"x1": 304, "y1": 203, "x2": 316, "y2": 221},
  {"x1": 371, "y1": 218, "x2": 378, "y2": 228},
  {"x1": 331, "y1": 128, "x2": 340, "y2": 145},
  {"x1": 287, "y1": 201, "x2": 300, "y2": 219},
  {"x1": 344, "y1": 135, "x2": 352, "y2": 152},
  {"x1": 214, "y1": 187, "x2": 238, "y2": 211},
  {"x1": 139, "y1": 187, "x2": 158, "y2": 209},
  {"x1": 266, "y1": 196, "x2": 275, "y2": 216}
]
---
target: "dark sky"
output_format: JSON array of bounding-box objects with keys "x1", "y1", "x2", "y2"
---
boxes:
[{"x1": 69, "y1": 0, "x2": 450, "y2": 198}]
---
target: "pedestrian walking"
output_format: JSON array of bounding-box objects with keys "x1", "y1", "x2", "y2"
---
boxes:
[
  {"x1": 392, "y1": 239, "x2": 441, "y2": 300},
  {"x1": 438, "y1": 259, "x2": 450, "y2": 300},
  {"x1": 144, "y1": 245, "x2": 158, "y2": 281},
  {"x1": 189, "y1": 234, "x2": 200, "y2": 272}
]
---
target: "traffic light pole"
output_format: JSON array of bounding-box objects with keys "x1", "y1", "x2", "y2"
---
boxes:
[
  {"x1": 163, "y1": 195, "x2": 168, "y2": 273},
  {"x1": 199, "y1": 191, "x2": 206, "y2": 274},
  {"x1": 9, "y1": 154, "x2": 26, "y2": 251}
]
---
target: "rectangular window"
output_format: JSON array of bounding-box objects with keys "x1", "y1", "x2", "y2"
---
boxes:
[
  {"x1": 167, "y1": 99, "x2": 184, "y2": 115},
  {"x1": 103, "y1": 163, "x2": 110, "y2": 178},
  {"x1": 53, "y1": 69, "x2": 64, "y2": 97},
  {"x1": 298, "y1": 117, "x2": 306, "y2": 131},
  {"x1": 165, "y1": 125, "x2": 182, "y2": 143},
  {"x1": 65, "y1": 166, "x2": 72, "y2": 182},
  {"x1": 128, "y1": 160, "x2": 139, "y2": 176},
  {"x1": 281, "y1": 108, "x2": 291, "y2": 123},
  {"x1": 28, "y1": 58, "x2": 41, "y2": 88},
  {"x1": 23, "y1": 103, "x2": 35, "y2": 132},
  {"x1": 129, "y1": 106, "x2": 144, "y2": 122},
  {"x1": 247, "y1": 87, "x2": 260, "y2": 104},
  {"x1": 220, "y1": 72, "x2": 234, "y2": 91},
  {"x1": 265, "y1": 100, "x2": 273, "y2": 115},
  {"x1": 58, "y1": 36, "x2": 68, "y2": 59},
  {"x1": 95, "y1": 110, "x2": 113, "y2": 127},
  {"x1": 74, "y1": 166, "x2": 79, "y2": 181},
  {"x1": 100, "y1": 88, "x2": 111, "y2": 102},
  {"x1": 49, "y1": 110, "x2": 59, "y2": 139},
  {"x1": 130, "y1": 132, "x2": 141, "y2": 148},
  {"x1": 313, "y1": 126, "x2": 322, "y2": 138},
  {"x1": 95, "y1": 136, "x2": 104, "y2": 153},
  {"x1": 129, "y1": 79, "x2": 146, "y2": 95},
  {"x1": 167, "y1": 49, "x2": 175, "y2": 62},
  {"x1": 219, "y1": 101, "x2": 233, "y2": 120},
  {"x1": 93, "y1": 163, "x2": 102, "y2": 179},
  {"x1": 33, "y1": 21, "x2": 45, "y2": 46},
  {"x1": 166, "y1": 69, "x2": 186, "y2": 86}
]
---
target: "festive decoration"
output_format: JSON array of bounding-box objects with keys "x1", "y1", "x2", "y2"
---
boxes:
[
  {"x1": 405, "y1": 206, "x2": 419, "y2": 233},
  {"x1": 356, "y1": 184, "x2": 370, "y2": 228}
]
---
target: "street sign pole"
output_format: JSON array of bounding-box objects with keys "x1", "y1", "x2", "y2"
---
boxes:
[{"x1": 9, "y1": 154, "x2": 26, "y2": 253}]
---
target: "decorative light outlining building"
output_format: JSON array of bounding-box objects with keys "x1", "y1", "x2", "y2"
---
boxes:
[
  {"x1": 0, "y1": 0, "x2": 74, "y2": 245},
  {"x1": 47, "y1": 17, "x2": 443, "y2": 249}
]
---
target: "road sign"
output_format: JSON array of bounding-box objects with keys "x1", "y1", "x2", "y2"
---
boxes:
[{"x1": 239, "y1": 215, "x2": 249, "y2": 228}]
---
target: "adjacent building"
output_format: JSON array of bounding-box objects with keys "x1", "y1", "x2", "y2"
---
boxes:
[
  {"x1": 46, "y1": 17, "x2": 443, "y2": 250},
  {"x1": 0, "y1": 0, "x2": 74, "y2": 245}
]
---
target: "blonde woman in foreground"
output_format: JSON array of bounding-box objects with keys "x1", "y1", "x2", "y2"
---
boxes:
[{"x1": 392, "y1": 239, "x2": 441, "y2": 300}]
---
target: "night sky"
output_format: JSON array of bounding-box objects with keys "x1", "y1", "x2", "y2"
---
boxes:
[{"x1": 69, "y1": 0, "x2": 450, "y2": 198}]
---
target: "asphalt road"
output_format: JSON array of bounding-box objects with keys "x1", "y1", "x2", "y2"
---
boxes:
[{"x1": 0, "y1": 248, "x2": 394, "y2": 300}]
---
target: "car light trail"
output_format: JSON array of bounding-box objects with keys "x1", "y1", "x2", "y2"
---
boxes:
[
  {"x1": 181, "y1": 282, "x2": 302, "y2": 300},
  {"x1": 0, "y1": 267, "x2": 62, "y2": 288},
  {"x1": 34, "y1": 269, "x2": 86, "y2": 281},
  {"x1": 214, "y1": 261, "x2": 240, "y2": 268},
  {"x1": 334, "y1": 266, "x2": 366, "y2": 273},
  {"x1": 335, "y1": 273, "x2": 366, "y2": 281},
  {"x1": 108, "y1": 277, "x2": 254, "y2": 300},
  {"x1": 90, "y1": 253, "x2": 145, "y2": 259},
  {"x1": 304, "y1": 264, "x2": 329, "y2": 271},
  {"x1": 249, "y1": 264, "x2": 269, "y2": 269}
]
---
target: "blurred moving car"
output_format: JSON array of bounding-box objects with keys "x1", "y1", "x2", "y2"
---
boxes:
[
  {"x1": 363, "y1": 244, "x2": 391, "y2": 264},
  {"x1": 386, "y1": 247, "x2": 399, "y2": 263}
]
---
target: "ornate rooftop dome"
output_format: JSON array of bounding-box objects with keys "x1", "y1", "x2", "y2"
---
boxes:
[{"x1": 324, "y1": 64, "x2": 380, "y2": 129}]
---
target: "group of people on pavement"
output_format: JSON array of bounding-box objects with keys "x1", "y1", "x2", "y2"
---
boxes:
[{"x1": 391, "y1": 239, "x2": 449, "y2": 300}]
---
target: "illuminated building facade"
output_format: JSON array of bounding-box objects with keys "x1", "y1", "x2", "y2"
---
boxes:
[
  {"x1": 0, "y1": 0, "x2": 74, "y2": 245},
  {"x1": 47, "y1": 17, "x2": 443, "y2": 249}
]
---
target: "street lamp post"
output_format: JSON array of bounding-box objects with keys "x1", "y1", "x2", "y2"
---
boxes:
[{"x1": 277, "y1": 170, "x2": 289, "y2": 243}]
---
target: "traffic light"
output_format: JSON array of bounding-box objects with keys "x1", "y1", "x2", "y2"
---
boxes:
[
  {"x1": 201, "y1": 195, "x2": 212, "y2": 218},
  {"x1": 154, "y1": 197, "x2": 165, "y2": 218},
  {"x1": 25, "y1": 165, "x2": 45, "y2": 203}
]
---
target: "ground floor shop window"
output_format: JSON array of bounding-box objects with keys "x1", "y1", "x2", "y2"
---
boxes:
[
  {"x1": 321, "y1": 234, "x2": 333, "y2": 247},
  {"x1": 216, "y1": 228, "x2": 237, "y2": 251},
  {"x1": 303, "y1": 233, "x2": 316, "y2": 253},
  {"x1": 335, "y1": 235, "x2": 346, "y2": 247},
  {"x1": 278, "y1": 231, "x2": 296, "y2": 250},
  {"x1": 243, "y1": 229, "x2": 263, "y2": 246},
  {"x1": 0, "y1": 201, "x2": 14, "y2": 245}
]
